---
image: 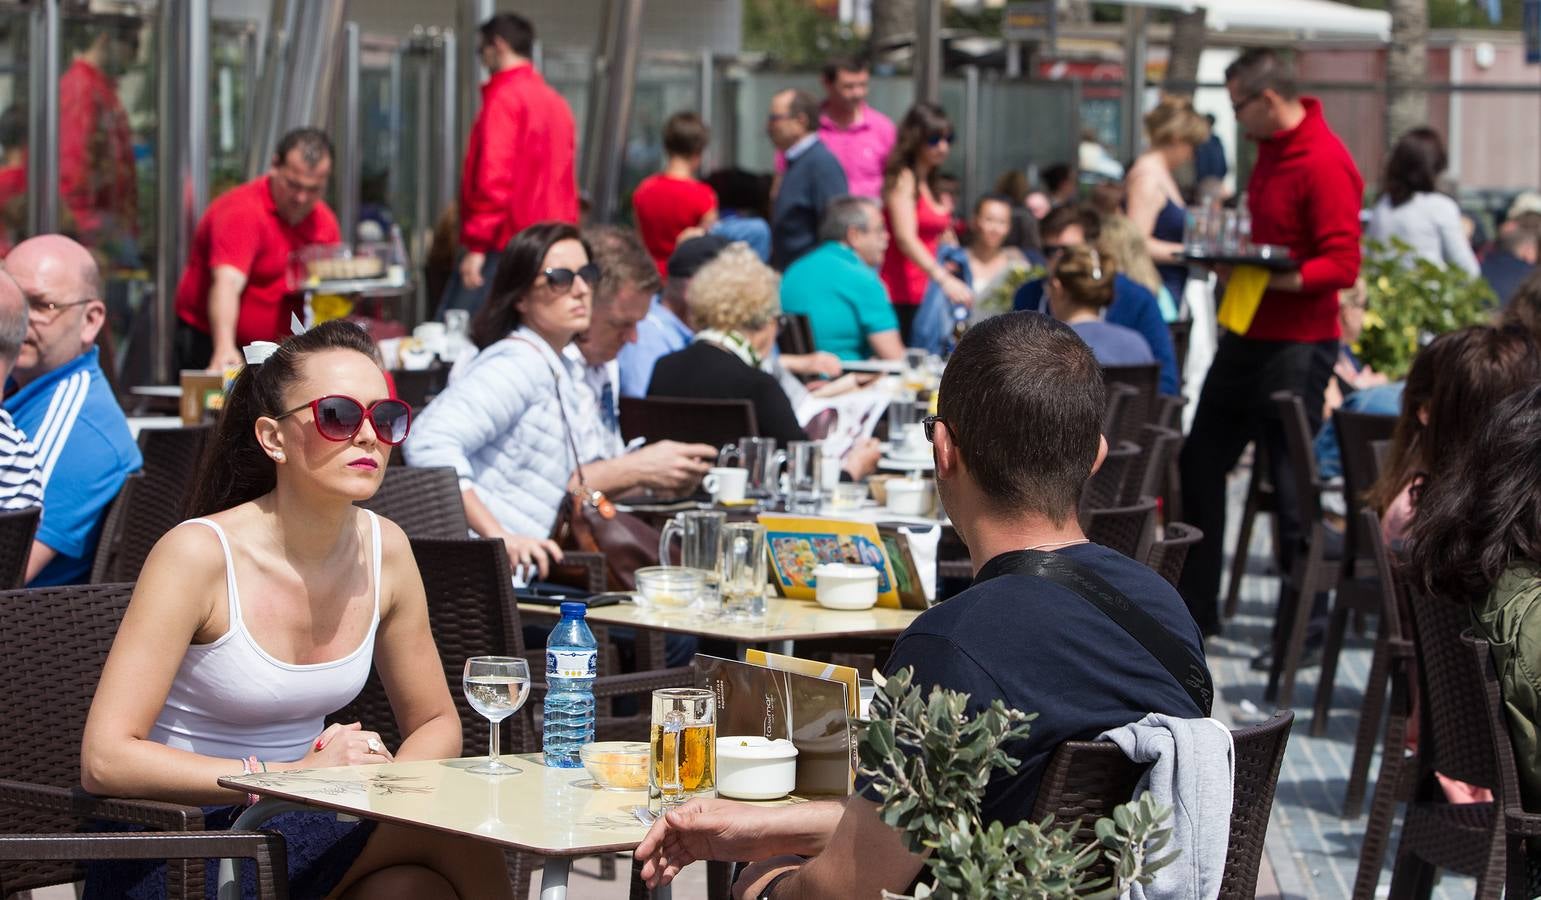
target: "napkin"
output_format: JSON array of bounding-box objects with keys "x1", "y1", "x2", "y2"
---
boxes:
[{"x1": 1216, "y1": 264, "x2": 1270, "y2": 336}]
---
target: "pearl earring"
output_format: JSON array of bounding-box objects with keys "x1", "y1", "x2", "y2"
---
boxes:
[{"x1": 273, "y1": 452, "x2": 285, "y2": 462}]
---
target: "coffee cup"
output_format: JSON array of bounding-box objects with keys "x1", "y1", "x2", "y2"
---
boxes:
[
  {"x1": 885, "y1": 477, "x2": 934, "y2": 517},
  {"x1": 703, "y1": 466, "x2": 749, "y2": 503}
]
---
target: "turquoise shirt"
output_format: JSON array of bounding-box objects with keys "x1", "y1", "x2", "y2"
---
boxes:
[{"x1": 779, "y1": 241, "x2": 898, "y2": 361}]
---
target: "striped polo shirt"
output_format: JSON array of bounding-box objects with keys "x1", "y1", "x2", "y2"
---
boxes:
[{"x1": 0, "y1": 407, "x2": 42, "y2": 510}]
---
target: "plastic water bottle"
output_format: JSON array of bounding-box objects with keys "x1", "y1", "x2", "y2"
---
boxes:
[{"x1": 543, "y1": 601, "x2": 597, "y2": 768}]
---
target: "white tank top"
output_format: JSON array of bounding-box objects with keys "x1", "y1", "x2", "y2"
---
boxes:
[{"x1": 148, "y1": 513, "x2": 382, "y2": 763}]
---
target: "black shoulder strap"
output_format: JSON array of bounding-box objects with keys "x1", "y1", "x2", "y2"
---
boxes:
[{"x1": 997, "y1": 549, "x2": 1213, "y2": 715}]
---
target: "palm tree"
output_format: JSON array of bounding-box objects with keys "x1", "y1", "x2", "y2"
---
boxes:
[
  {"x1": 1164, "y1": 9, "x2": 1207, "y2": 97},
  {"x1": 1386, "y1": 0, "x2": 1430, "y2": 152},
  {"x1": 868, "y1": 0, "x2": 916, "y2": 62}
]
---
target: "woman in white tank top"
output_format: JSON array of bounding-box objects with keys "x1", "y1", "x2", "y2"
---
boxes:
[{"x1": 80, "y1": 320, "x2": 514, "y2": 899}]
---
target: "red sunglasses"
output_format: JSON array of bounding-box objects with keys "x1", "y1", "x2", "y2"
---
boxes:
[{"x1": 274, "y1": 395, "x2": 412, "y2": 445}]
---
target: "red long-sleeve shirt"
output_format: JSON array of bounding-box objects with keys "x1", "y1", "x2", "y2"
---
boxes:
[
  {"x1": 59, "y1": 58, "x2": 138, "y2": 249},
  {"x1": 1244, "y1": 98, "x2": 1364, "y2": 342},
  {"x1": 458, "y1": 65, "x2": 579, "y2": 255}
]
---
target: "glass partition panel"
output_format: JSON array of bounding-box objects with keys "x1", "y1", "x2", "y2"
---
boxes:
[
  {"x1": 0, "y1": 8, "x2": 27, "y2": 254},
  {"x1": 615, "y1": 52, "x2": 700, "y2": 225}
]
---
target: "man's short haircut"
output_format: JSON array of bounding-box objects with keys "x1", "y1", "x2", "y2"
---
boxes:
[
  {"x1": 1224, "y1": 48, "x2": 1298, "y2": 101},
  {"x1": 663, "y1": 111, "x2": 710, "y2": 159},
  {"x1": 1503, "y1": 214, "x2": 1541, "y2": 253},
  {"x1": 272, "y1": 128, "x2": 333, "y2": 169},
  {"x1": 583, "y1": 225, "x2": 661, "y2": 308},
  {"x1": 1041, "y1": 163, "x2": 1073, "y2": 194},
  {"x1": 0, "y1": 271, "x2": 25, "y2": 364},
  {"x1": 785, "y1": 90, "x2": 821, "y2": 132},
  {"x1": 938, "y1": 312, "x2": 1105, "y2": 522},
  {"x1": 818, "y1": 196, "x2": 879, "y2": 244},
  {"x1": 822, "y1": 55, "x2": 870, "y2": 82},
  {"x1": 479, "y1": 13, "x2": 534, "y2": 58},
  {"x1": 1040, "y1": 204, "x2": 1102, "y2": 243}
]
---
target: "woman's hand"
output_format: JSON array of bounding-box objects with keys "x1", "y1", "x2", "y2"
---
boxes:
[
  {"x1": 841, "y1": 437, "x2": 882, "y2": 482},
  {"x1": 939, "y1": 272, "x2": 974, "y2": 307},
  {"x1": 289, "y1": 722, "x2": 395, "y2": 769},
  {"x1": 500, "y1": 534, "x2": 564, "y2": 580}
]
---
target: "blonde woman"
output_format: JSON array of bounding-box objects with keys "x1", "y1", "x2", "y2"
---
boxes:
[
  {"x1": 1125, "y1": 96, "x2": 1210, "y2": 303},
  {"x1": 1099, "y1": 213, "x2": 1179, "y2": 322}
]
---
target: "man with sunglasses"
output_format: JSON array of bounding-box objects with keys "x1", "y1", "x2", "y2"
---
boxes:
[
  {"x1": 440, "y1": 12, "x2": 578, "y2": 318},
  {"x1": 1179, "y1": 48, "x2": 1363, "y2": 643},
  {"x1": 2, "y1": 235, "x2": 140, "y2": 586},
  {"x1": 768, "y1": 89, "x2": 849, "y2": 271},
  {"x1": 172, "y1": 128, "x2": 340, "y2": 373}
]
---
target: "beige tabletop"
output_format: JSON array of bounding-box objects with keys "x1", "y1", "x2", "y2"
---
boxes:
[
  {"x1": 222, "y1": 753, "x2": 660, "y2": 857},
  {"x1": 518, "y1": 594, "x2": 923, "y2": 644}
]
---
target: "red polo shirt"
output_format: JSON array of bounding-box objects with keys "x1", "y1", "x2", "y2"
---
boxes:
[
  {"x1": 173, "y1": 175, "x2": 341, "y2": 346},
  {"x1": 1244, "y1": 97, "x2": 1364, "y2": 342},
  {"x1": 458, "y1": 65, "x2": 579, "y2": 254}
]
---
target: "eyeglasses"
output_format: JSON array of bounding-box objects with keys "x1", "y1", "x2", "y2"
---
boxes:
[
  {"x1": 1042, "y1": 243, "x2": 1072, "y2": 259},
  {"x1": 766, "y1": 112, "x2": 792, "y2": 124},
  {"x1": 274, "y1": 395, "x2": 412, "y2": 445},
  {"x1": 26, "y1": 296, "x2": 92, "y2": 322},
  {"x1": 540, "y1": 264, "x2": 601, "y2": 293},
  {"x1": 1231, "y1": 92, "x2": 1262, "y2": 115},
  {"x1": 921, "y1": 415, "x2": 944, "y2": 443},
  {"x1": 926, "y1": 131, "x2": 955, "y2": 147}
]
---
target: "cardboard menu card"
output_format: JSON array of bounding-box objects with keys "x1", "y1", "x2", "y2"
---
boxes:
[
  {"x1": 696, "y1": 655, "x2": 856, "y2": 797},
  {"x1": 760, "y1": 514, "x2": 917, "y2": 609},
  {"x1": 745, "y1": 649, "x2": 861, "y2": 718}
]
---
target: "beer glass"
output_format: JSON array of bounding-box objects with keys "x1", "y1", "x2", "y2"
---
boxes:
[
  {"x1": 649, "y1": 688, "x2": 717, "y2": 814},
  {"x1": 658, "y1": 510, "x2": 726, "y2": 611},
  {"x1": 721, "y1": 522, "x2": 768, "y2": 621},
  {"x1": 786, "y1": 440, "x2": 823, "y2": 512},
  {"x1": 718, "y1": 436, "x2": 785, "y2": 500}
]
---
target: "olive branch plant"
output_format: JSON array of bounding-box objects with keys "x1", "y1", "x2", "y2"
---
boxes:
[{"x1": 858, "y1": 667, "x2": 1175, "y2": 899}]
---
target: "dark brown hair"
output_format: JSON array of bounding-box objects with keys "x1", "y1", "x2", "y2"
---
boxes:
[
  {"x1": 662, "y1": 111, "x2": 710, "y2": 159},
  {"x1": 583, "y1": 224, "x2": 661, "y2": 307},
  {"x1": 1051, "y1": 245, "x2": 1115, "y2": 311},
  {"x1": 937, "y1": 312, "x2": 1105, "y2": 523},
  {"x1": 479, "y1": 13, "x2": 534, "y2": 58},
  {"x1": 1406, "y1": 384, "x2": 1541, "y2": 602},
  {"x1": 1225, "y1": 48, "x2": 1297, "y2": 100},
  {"x1": 470, "y1": 222, "x2": 590, "y2": 350},
  {"x1": 1382, "y1": 127, "x2": 1448, "y2": 208},
  {"x1": 185, "y1": 320, "x2": 379, "y2": 518},
  {"x1": 884, "y1": 103, "x2": 952, "y2": 195},
  {"x1": 1501, "y1": 268, "x2": 1541, "y2": 345},
  {"x1": 822, "y1": 55, "x2": 870, "y2": 82},
  {"x1": 1040, "y1": 204, "x2": 1102, "y2": 244}
]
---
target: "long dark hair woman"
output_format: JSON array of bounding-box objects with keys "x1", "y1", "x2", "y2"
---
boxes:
[
  {"x1": 880, "y1": 102, "x2": 971, "y2": 339},
  {"x1": 81, "y1": 320, "x2": 515, "y2": 898},
  {"x1": 1365, "y1": 127, "x2": 1479, "y2": 276},
  {"x1": 1405, "y1": 384, "x2": 1541, "y2": 810}
]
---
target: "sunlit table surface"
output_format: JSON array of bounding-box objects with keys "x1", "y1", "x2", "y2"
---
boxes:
[
  {"x1": 518, "y1": 593, "x2": 923, "y2": 645},
  {"x1": 218, "y1": 753, "x2": 808, "y2": 899}
]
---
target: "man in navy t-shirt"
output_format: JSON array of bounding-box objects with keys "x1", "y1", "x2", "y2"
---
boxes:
[{"x1": 635, "y1": 312, "x2": 1207, "y2": 899}]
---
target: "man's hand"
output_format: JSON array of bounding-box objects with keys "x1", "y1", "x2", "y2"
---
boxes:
[
  {"x1": 841, "y1": 437, "x2": 882, "y2": 482},
  {"x1": 782, "y1": 352, "x2": 843, "y2": 379},
  {"x1": 637, "y1": 798, "x2": 788, "y2": 889},
  {"x1": 627, "y1": 441, "x2": 716, "y2": 494},
  {"x1": 939, "y1": 272, "x2": 974, "y2": 308},
  {"x1": 206, "y1": 344, "x2": 244, "y2": 374},
  {"x1": 733, "y1": 856, "x2": 806, "y2": 900},
  {"x1": 499, "y1": 534, "x2": 563, "y2": 580},
  {"x1": 460, "y1": 251, "x2": 488, "y2": 290}
]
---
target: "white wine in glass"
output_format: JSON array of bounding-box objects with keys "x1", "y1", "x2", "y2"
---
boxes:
[{"x1": 463, "y1": 656, "x2": 531, "y2": 775}]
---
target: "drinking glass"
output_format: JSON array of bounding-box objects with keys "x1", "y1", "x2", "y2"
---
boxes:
[
  {"x1": 718, "y1": 436, "x2": 785, "y2": 500},
  {"x1": 902, "y1": 348, "x2": 928, "y2": 393},
  {"x1": 462, "y1": 656, "x2": 531, "y2": 775},
  {"x1": 649, "y1": 688, "x2": 717, "y2": 814},
  {"x1": 721, "y1": 522, "x2": 768, "y2": 621},
  {"x1": 658, "y1": 510, "x2": 726, "y2": 611},
  {"x1": 787, "y1": 440, "x2": 823, "y2": 512}
]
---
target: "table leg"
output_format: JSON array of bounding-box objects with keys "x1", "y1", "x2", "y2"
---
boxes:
[
  {"x1": 217, "y1": 799, "x2": 314, "y2": 900},
  {"x1": 540, "y1": 856, "x2": 571, "y2": 900}
]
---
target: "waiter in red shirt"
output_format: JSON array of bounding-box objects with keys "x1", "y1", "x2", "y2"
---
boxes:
[
  {"x1": 1178, "y1": 48, "x2": 1364, "y2": 645},
  {"x1": 439, "y1": 13, "x2": 579, "y2": 317},
  {"x1": 172, "y1": 128, "x2": 340, "y2": 372}
]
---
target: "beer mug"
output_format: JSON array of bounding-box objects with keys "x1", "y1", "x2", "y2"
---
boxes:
[
  {"x1": 657, "y1": 510, "x2": 725, "y2": 610},
  {"x1": 786, "y1": 440, "x2": 823, "y2": 513},
  {"x1": 649, "y1": 688, "x2": 717, "y2": 814},
  {"x1": 721, "y1": 522, "x2": 768, "y2": 621},
  {"x1": 719, "y1": 437, "x2": 785, "y2": 500}
]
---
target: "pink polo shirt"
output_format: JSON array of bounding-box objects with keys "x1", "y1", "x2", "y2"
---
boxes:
[{"x1": 775, "y1": 104, "x2": 897, "y2": 199}]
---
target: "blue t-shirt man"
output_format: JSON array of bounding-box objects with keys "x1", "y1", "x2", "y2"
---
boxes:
[
  {"x1": 857, "y1": 543, "x2": 1205, "y2": 823},
  {"x1": 5, "y1": 347, "x2": 141, "y2": 585},
  {"x1": 780, "y1": 241, "x2": 899, "y2": 361},
  {"x1": 1014, "y1": 275, "x2": 1180, "y2": 395}
]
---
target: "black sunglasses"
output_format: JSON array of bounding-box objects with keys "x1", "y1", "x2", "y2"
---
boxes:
[
  {"x1": 926, "y1": 131, "x2": 955, "y2": 147},
  {"x1": 1232, "y1": 92, "x2": 1262, "y2": 115},
  {"x1": 541, "y1": 264, "x2": 601, "y2": 292},
  {"x1": 922, "y1": 415, "x2": 944, "y2": 443}
]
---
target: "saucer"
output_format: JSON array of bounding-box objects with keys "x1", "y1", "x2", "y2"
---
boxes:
[{"x1": 879, "y1": 455, "x2": 935, "y2": 472}]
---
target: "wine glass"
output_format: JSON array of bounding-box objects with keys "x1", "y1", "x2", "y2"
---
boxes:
[{"x1": 462, "y1": 656, "x2": 531, "y2": 775}]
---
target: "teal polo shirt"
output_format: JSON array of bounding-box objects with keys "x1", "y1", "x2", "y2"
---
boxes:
[{"x1": 779, "y1": 241, "x2": 899, "y2": 361}]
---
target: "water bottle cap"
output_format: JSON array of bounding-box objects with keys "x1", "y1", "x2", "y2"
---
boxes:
[{"x1": 559, "y1": 601, "x2": 588, "y2": 617}]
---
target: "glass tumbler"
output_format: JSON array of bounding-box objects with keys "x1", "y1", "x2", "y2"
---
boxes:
[
  {"x1": 649, "y1": 688, "x2": 717, "y2": 814},
  {"x1": 721, "y1": 522, "x2": 768, "y2": 621},
  {"x1": 786, "y1": 440, "x2": 823, "y2": 513}
]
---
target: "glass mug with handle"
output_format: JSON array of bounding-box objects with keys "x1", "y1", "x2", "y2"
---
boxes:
[
  {"x1": 721, "y1": 521, "x2": 768, "y2": 620},
  {"x1": 462, "y1": 656, "x2": 532, "y2": 775},
  {"x1": 649, "y1": 688, "x2": 717, "y2": 814},
  {"x1": 786, "y1": 440, "x2": 824, "y2": 513},
  {"x1": 658, "y1": 510, "x2": 726, "y2": 611},
  {"x1": 718, "y1": 436, "x2": 785, "y2": 500}
]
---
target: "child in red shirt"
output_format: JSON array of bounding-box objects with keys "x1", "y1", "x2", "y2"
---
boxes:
[{"x1": 632, "y1": 111, "x2": 718, "y2": 279}]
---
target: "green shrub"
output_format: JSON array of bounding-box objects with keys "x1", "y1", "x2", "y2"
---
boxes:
[{"x1": 1357, "y1": 237, "x2": 1496, "y2": 380}]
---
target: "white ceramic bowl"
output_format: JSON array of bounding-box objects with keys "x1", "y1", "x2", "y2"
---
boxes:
[
  {"x1": 813, "y1": 563, "x2": 880, "y2": 610},
  {"x1": 716, "y1": 736, "x2": 798, "y2": 800},
  {"x1": 633, "y1": 566, "x2": 704, "y2": 610},
  {"x1": 885, "y1": 478, "x2": 934, "y2": 517}
]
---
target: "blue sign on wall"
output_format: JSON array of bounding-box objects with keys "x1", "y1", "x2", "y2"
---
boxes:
[{"x1": 1527, "y1": 0, "x2": 1541, "y2": 64}]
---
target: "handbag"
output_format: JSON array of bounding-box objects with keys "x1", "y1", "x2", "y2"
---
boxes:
[{"x1": 510, "y1": 335, "x2": 662, "y2": 591}]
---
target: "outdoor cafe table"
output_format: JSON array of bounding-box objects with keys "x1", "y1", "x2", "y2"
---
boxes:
[{"x1": 219, "y1": 752, "x2": 780, "y2": 899}]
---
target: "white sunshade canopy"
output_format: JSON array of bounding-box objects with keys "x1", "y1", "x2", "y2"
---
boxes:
[{"x1": 1110, "y1": 0, "x2": 1391, "y2": 41}]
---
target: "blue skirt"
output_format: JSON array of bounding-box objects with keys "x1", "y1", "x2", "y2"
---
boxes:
[{"x1": 84, "y1": 804, "x2": 377, "y2": 899}]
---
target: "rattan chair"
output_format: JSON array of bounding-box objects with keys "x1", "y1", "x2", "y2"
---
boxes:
[
  {"x1": 1311, "y1": 409, "x2": 1398, "y2": 737},
  {"x1": 0, "y1": 831, "x2": 289, "y2": 899},
  {"x1": 1029, "y1": 710, "x2": 1294, "y2": 898},
  {"x1": 1146, "y1": 522, "x2": 1203, "y2": 589},
  {"x1": 0, "y1": 507, "x2": 39, "y2": 589},
  {"x1": 1122, "y1": 424, "x2": 1182, "y2": 507},
  {"x1": 1263, "y1": 391, "x2": 1339, "y2": 709},
  {"x1": 619, "y1": 396, "x2": 759, "y2": 448},
  {"x1": 1354, "y1": 585, "x2": 1505, "y2": 899},
  {"x1": 1082, "y1": 440, "x2": 1140, "y2": 513},
  {"x1": 1223, "y1": 441, "x2": 1282, "y2": 621},
  {"x1": 356, "y1": 466, "x2": 469, "y2": 538},
  {"x1": 1102, "y1": 383, "x2": 1138, "y2": 448},
  {"x1": 1168, "y1": 319, "x2": 1191, "y2": 385},
  {"x1": 1085, "y1": 497, "x2": 1157, "y2": 562},
  {"x1": 775, "y1": 313, "x2": 816, "y2": 356},
  {"x1": 0, "y1": 582, "x2": 222, "y2": 898},
  {"x1": 1101, "y1": 363, "x2": 1161, "y2": 445},
  {"x1": 90, "y1": 426, "x2": 212, "y2": 583},
  {"x1": 1470, "y1": 632, "x2": 1541, "y2": 898},
  {"x1": 391, "y1": 366, "x2": 450, "y2": 413}
]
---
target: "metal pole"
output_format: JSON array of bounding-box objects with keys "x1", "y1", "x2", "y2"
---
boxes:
[
  {"x1": 414, "y1": 48, "x2": 431, "y2": 322},
  {"x1": 914, "y1": 0, "x2": 941, "y2": 106},
  {"x1": 246, "y1": 0, "x2": 296, "y2": 179},
  {"x1": 699, "y1": 48, "x2": 715, "y2": 172},
  {"x1": 336, "y1": 22, "x2": 360, "y2": 243},
  {"x1": 962, "y1": 65, "x2": 979, "y2": 210},
  {"x1": 26, "y1": 0, "x2": 60, "y2": 236},
  {"x1": 580, "y1": 0, "x2": 618, "y2": 196},
  {"x1": 587, "y1": 0, "x2": 644, "y2": 223},
  {"x1": 1122, "y1": 6, "x2": 1148, "y2": 161},
  {"x1": 439, "y1": 30, "x2": 458, "y2": 222},
  {"x1": 457, "y1": 0, "x2": 493, "y2": 162},
  {"x1": 155, "y1": 0, "x2": 209, "y2": 382}
]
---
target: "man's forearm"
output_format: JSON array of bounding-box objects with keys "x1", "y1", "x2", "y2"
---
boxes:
[
  {"x1": 207, "y1": 282, "x2": 242, "y2": 349},
  {"x1": 763, "y1": 799, "x2": 845, "y2": 858},
  {"x1": 577, "y1": 455, "x2": 643, "y2": 497}
]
